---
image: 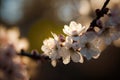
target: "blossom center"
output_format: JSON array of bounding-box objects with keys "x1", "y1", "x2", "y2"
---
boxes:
[
  {"x1": 85, "y1": 42, "x2": 91, "y2": 49},
  {"x1": 102, "y1": 27, "x2": 111, "y2": 36}
]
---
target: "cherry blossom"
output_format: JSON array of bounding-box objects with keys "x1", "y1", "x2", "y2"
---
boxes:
[
  {"x1": 59, "y1": 36, "x2": 83, "y2": 64},
  {"x1": 79, "y1": 32, "x2": 101, "y2": 60},
  {"x1": 41, "y1": 33, "x2": 61, "y2": 67},
  {"x1": 98, "y1": 26, "x2": 120, "y2": 45},
  {"x1": 63, "y1": 21, "x2": 87, "y2": 36}
]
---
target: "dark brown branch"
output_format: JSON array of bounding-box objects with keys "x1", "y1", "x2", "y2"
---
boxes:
[
  {"x1": 18, "y1": 49, "x2": 62, "y2": 62},
  {"x1": 87, "y1": 0, "x2": 110, "y2": 31},
  {"x1": 18, "y1": 49, "x2": 50, "y2": 61},
  {"x1": 101, "y1": 0, "x2": 110, "y2": 10}
]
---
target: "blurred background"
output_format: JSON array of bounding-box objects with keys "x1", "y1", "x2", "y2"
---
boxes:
[{"x1": 0, "y1": 0, "x2": 120, "y2": 80}]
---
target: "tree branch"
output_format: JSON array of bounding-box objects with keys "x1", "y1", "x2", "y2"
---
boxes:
[
  {"x1": 87, "y1": 0, "x2": 110, "y2": 31},
  {"x1": 101, "y1": 0, "x2": 110, "y2": 10},
  {"x1": 18, "y1": 49, "x2": 50, "y2": 61}
]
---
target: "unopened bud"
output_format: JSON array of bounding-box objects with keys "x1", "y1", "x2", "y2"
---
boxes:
[
  {"x1": 103, "y1": 8, "x2": 109, "y2": 14},
  {"x1": 59, "y1": 34, "x2": 65, "y2": 42}
]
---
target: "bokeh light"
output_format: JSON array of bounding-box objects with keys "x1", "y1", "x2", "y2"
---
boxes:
[{"x1": 0, "y1": 0, "x2": 24, "y2": 24}]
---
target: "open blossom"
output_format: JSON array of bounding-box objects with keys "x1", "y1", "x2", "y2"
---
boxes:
[
  {"x1": 59, "y1": 36, "x2": 83, "y2": 64},
  {"x1": 41, "y1": 38, "x2": 60, "y2": 59},
  {"x1": 63, "y1": 21, "x2": 87, "y2": 36},
  {"x1": 41, "y1": 33, "x2": 61, "y2": 67},
  {"x1": 65, "y1": 36, "x2": 81, "y2": 51},
  {"x1": 98, "y1": 26, "x2": 120, "y2": 45},
  {"x1": 79, "y1": 32, "x2": 101, "y2": 60}
]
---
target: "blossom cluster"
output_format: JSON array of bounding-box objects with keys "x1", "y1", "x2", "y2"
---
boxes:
[
  {"x1": 0, "y1": 45, "x2": 29, "y2": 80},
  {"x1": 0, "y1": 26, "x2": 29, "y2": 80},
  {"x1": 0, "y1": 26, "x2": 29, "y2": 52},
  {"x1": 41, "y1": 7, "x2": 120, "y2": 67}
]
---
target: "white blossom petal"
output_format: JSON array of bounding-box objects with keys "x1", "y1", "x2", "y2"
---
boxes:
[
  {"x1": 63, "y1": 55, "x2": 70, "y2": 64},
  {"x1": 92, "y1": 53, "x2": 100, "y2": 59},
  {"x1": 78, "y1": 53, "x2": 84, "y2": 63},
  {"x1": 59, "y1": 47, "x2": 70, "y2": 64},
  {"x1": 51, "y1": 32, "x2": 58, "y2": 41},
  {"x1": 51, "y1": 60, "x2": 57, "y2": 67},
  {"x1": 63, "y1": 21, "x2": 87, "y2": 36},
  {"x1": 70, "y1": 21, "x2": 77, "y2": 29},
  {"x1": 70, "y1": 52, "x2": 81, "y2": 63},
  {"x1": 63, "y1": 25, "x2": 71, "y2": 36},
  {"x1": 80, "y1": 48, "x2": 92, "y2": 60}
]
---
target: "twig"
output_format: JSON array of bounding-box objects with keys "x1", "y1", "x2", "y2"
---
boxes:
[
  {"x1": 18, "y1": 49, "x2": 50, "y2": 61},
  {"x1": 87, "y1": 0, "x2": 110, "y2": 31},
  {"x1": 101, "y1": 0, "x2": 110, "y2": 10}
]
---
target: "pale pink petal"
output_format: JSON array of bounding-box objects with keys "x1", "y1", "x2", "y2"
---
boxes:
[
  {"x1": 70, "y1": 52, "x2": 81, "y2": 63},
  {"x1": 51, "y1": 60, "x2": 57, "y2": 67}
]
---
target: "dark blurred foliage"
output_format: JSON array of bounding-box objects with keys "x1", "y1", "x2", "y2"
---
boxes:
[{"x1": 0, "y1": 0, "x2": 120, "y2": 80}]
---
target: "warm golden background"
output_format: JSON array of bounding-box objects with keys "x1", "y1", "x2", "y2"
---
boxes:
[{"x1": 0, "y1": 0, "x2": 120, "y2": 80}]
